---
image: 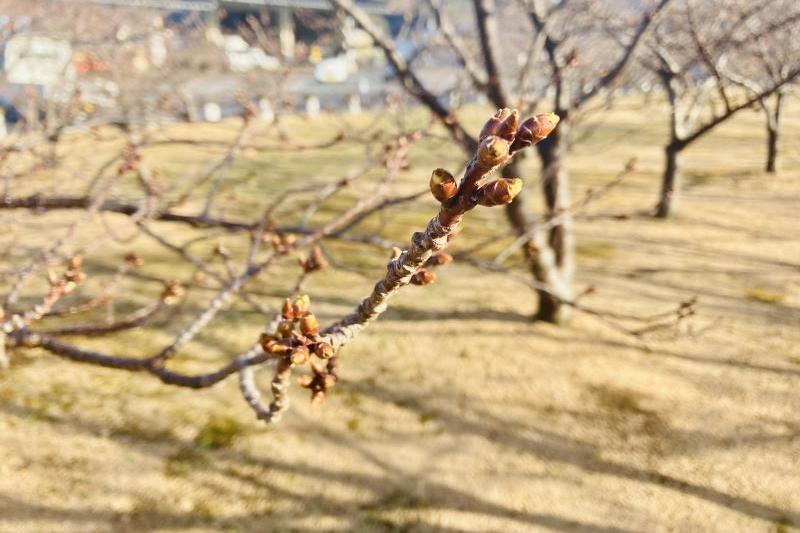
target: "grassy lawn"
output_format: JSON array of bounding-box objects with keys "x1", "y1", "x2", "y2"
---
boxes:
[{"x1": 0, "y1": 96, "x2": 799, "y2": 532}]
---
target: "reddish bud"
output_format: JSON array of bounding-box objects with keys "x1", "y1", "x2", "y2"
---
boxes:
[
  {"x1": 411, "y1": 270, "x2": 436, "y2": 286},
  {"x1": 512, "y1": 113, "x2": 559, "y2": 152},
  {"x1": 476, "y1": 178, "x2": 523, "y2": 207},
  {"x1": 281, "y1": 298, "x2": 294, "y2": 320},
  {"x1": 495, "y1": 108, "x2": 519, "y2": 141},
  {"x1": 479, "y1": 108, "x2": 516, "y2": 140},
  {"x1": 425, "y1": 253, "x2": 453, "y2": 268},
  {"x1": 124, "y1": 252, "x2": 144, "y2": 266},
  {"x1": 429, "y1": 168, "x2": 458, "y2": 203}
]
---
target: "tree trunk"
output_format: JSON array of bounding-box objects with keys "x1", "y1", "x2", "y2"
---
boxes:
[
  {"x1": 502, "y1": 124, "x2": 574, "y2": 324},
  {"x1": 504, "y1": 166, "x2": 573, "y2": 324},
  {"x1": 535, "y1": 125, "x2": 574, "y2": 323},
  {"x1": 765, "y1": 92, "x2": 783, "y2": 174},
  {"x1": 656, "y1": 144, "x2": 681, "y2": 218},
  {"x1": 766, "y1": 126, "x2": 778, "y2": 173}
]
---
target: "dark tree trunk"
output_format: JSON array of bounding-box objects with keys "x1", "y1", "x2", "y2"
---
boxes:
[
  {"x1": 766, "y1": 126, "x2": 778, "y2": 173},
  {"x1": 765, "y1": 92, "x2": 783, "y2": 174},
  {"x1": 656, "y1": 144, "x2": 681, "y2": 218}
]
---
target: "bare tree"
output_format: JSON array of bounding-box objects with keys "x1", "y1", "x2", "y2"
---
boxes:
[
  {"x1": 1, "y1": 105, "x2": 559, "y2": 423},
  {"x1": 644, "y1": 0, "x2": 800, "y2": 217},
  {"x1": 328, "y1": 0, "x2": 669, "y2": 323}
]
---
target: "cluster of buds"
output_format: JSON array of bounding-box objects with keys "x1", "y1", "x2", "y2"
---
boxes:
[
  {"x1": 269, "y1": 233, "x2": 296, "y2": 255},
  {"x1": 431, "y1": 109, "x2": 559, "y2": 220},
  {"x1": 117, "y1": 145, "x2": 141, "y2": 176},
  {"x1": 297, "y1": 246, "x2": 328, "y2": 273},
  {"x1": 160, "y1": 280, "x2": 184, "y2": 305},
  {"x1": 410, "y1": 251, "x2": 453, "y2": 286},
  {"x1": 259, "y1": 294, "x2": 337, "y2": 404},
  {"x1": 49, "y1": 256, "x2": 87, "y2": 295}
]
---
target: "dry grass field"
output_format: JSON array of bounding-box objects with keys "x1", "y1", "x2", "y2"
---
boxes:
[{"x1": 1, "y1": 97, "x2": 798, "y2": 532}]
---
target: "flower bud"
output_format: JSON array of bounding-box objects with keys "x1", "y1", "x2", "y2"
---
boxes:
[
  {"x1": 290, "y1": 345, "x2": 310, "y2": 365},
  {"x1": 410, "y1": 270, "x2": 436, "y2": 286},
  {"x1": 429, "y1": 168, "x2": 458, "y2": 203},
  {"x1": 299, "y1": 313, "x2": 319, "y2": 337},
  {"x1": 512, "y1": 113, "x2": 559, "y2": 151},
  {"x1": 425, "y1": 252, "x2": 453, "y2": 268},
  {"x1": 293, "y1": 294, "x2": 310, "y2": 317},
  {"x1": 281, "y1": 298, "x2": 294, "y2": 320},
  {"x1": 124, "y1": 252, "x2": 144, "y2": 266},
  {"x1": 477, "y1": 136, "x2": 510, "y2": 168},
  {"x1": 476, "y1": 178, "x2": 523, "y2": 207},
  {"x1": 161, "y1": 280, "x2": 184, "y2": 305},
  {"x1": 306, "y1": 246, "x2": 328, "y2": 272},
  {"x1": 310, "y1": 390, "x2": 327, "y2": 405},
  {"x1": 495, "y1": 108, "x2": 519, "y2": 141},
  {"x1": 261, "y1": 336, "x2": 292, "y2": 356},
  {"x1": 276, "y1": 319, "x2": 294, "y2": 338},
  {"x1": 313, "y1": 341, "x2": 335, "y2": 359},
  {"x1": 479, "y1": 108, "x2": 516, "y2": 140}
]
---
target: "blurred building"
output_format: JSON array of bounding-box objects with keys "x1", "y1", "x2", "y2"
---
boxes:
[{"x1": 85, "y1": 0, "x2": 395, "y2": 60}]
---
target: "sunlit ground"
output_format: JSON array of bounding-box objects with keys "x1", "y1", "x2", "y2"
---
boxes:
[{"x1": 0, "y1": 96, "x2": 798, "y2": 532}]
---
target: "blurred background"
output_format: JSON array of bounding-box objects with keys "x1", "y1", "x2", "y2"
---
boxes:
[{"x1": 0, "y1": 1, "x2": 798, "y2": 532}]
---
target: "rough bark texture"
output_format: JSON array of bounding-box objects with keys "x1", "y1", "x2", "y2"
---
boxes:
[{"x1": 656, "y1": 144, "x2": 682, "y2": 218}]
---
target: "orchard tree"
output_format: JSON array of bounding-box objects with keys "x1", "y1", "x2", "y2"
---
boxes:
[
  {"x1": 329, "y1": 0, "x2": 670, "y2": 323},
  {"x1": 644, "y1": 0, "x2": 800, "y2": 217}
]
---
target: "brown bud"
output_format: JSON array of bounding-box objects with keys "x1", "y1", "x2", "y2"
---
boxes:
[
  {"x1": 512, "y1": 113, "x2": 559, "y2": 152},
  {"x1": 313, "y1": 341, "x2": 335, "y2": 359},
  {"x1": 293, "y1": 294, "x2": 310, "y2": 318},
  {"x1": 495, "y1": 108, "x2": 519, "y2": 141},
  {"x1": 262, "y1": 337, "x2": 292, "y2": 356},
  {"x1": 477, "y1": 136, "x2": 510, "y2": 168},
  {"x1": 276, "y1": 320, "x2": 295, "y2": 338},
  {"x1": 323, "y1": 373, "x2": 337, "y2": 389},
  {"x1": 281, "y1": 298, "x2": 294, "y2": 320},
  {"x1": 124, "y1": 252, "x2": 144, "y2": 266},
  {"x1": 305, "y1": 246, "x2": 328, "y2": 272},
  {"x1": 161, "y1": 280, "x2": 184, "y2": 305},
  {"x1": 411, "y1": 270, "x2": 436, "y2": 286},
  {"x1": 299, "y1": 313, "x2": 319, "y2": 337},
  {"x1": 297, "y1": 375, "x2": 314, "y2": 388},
  {"x1": 479, "y1": 108, "x2": 513, "y2": 140},
  {"x1": 425, "y1": 252, "x2": 453, "y2": 268},
  {"x1": 259, "y1": 333, "x2": 276, "y2": 353},
  {"x1": 310, "y1": 390, "x2": 327, "y2": 406},
  {"x1": 68, "y1": 255, "x2": 83, "y2": 270},
  {"x1": 290, "y1": 345, "x2": 310, "y2": 365},
  {"x1": 476, "y1": 178, "x2": 523, "y2": 207},
  {"x1": 429, "y1": 168, "x2": 458, "y2": 203}
]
